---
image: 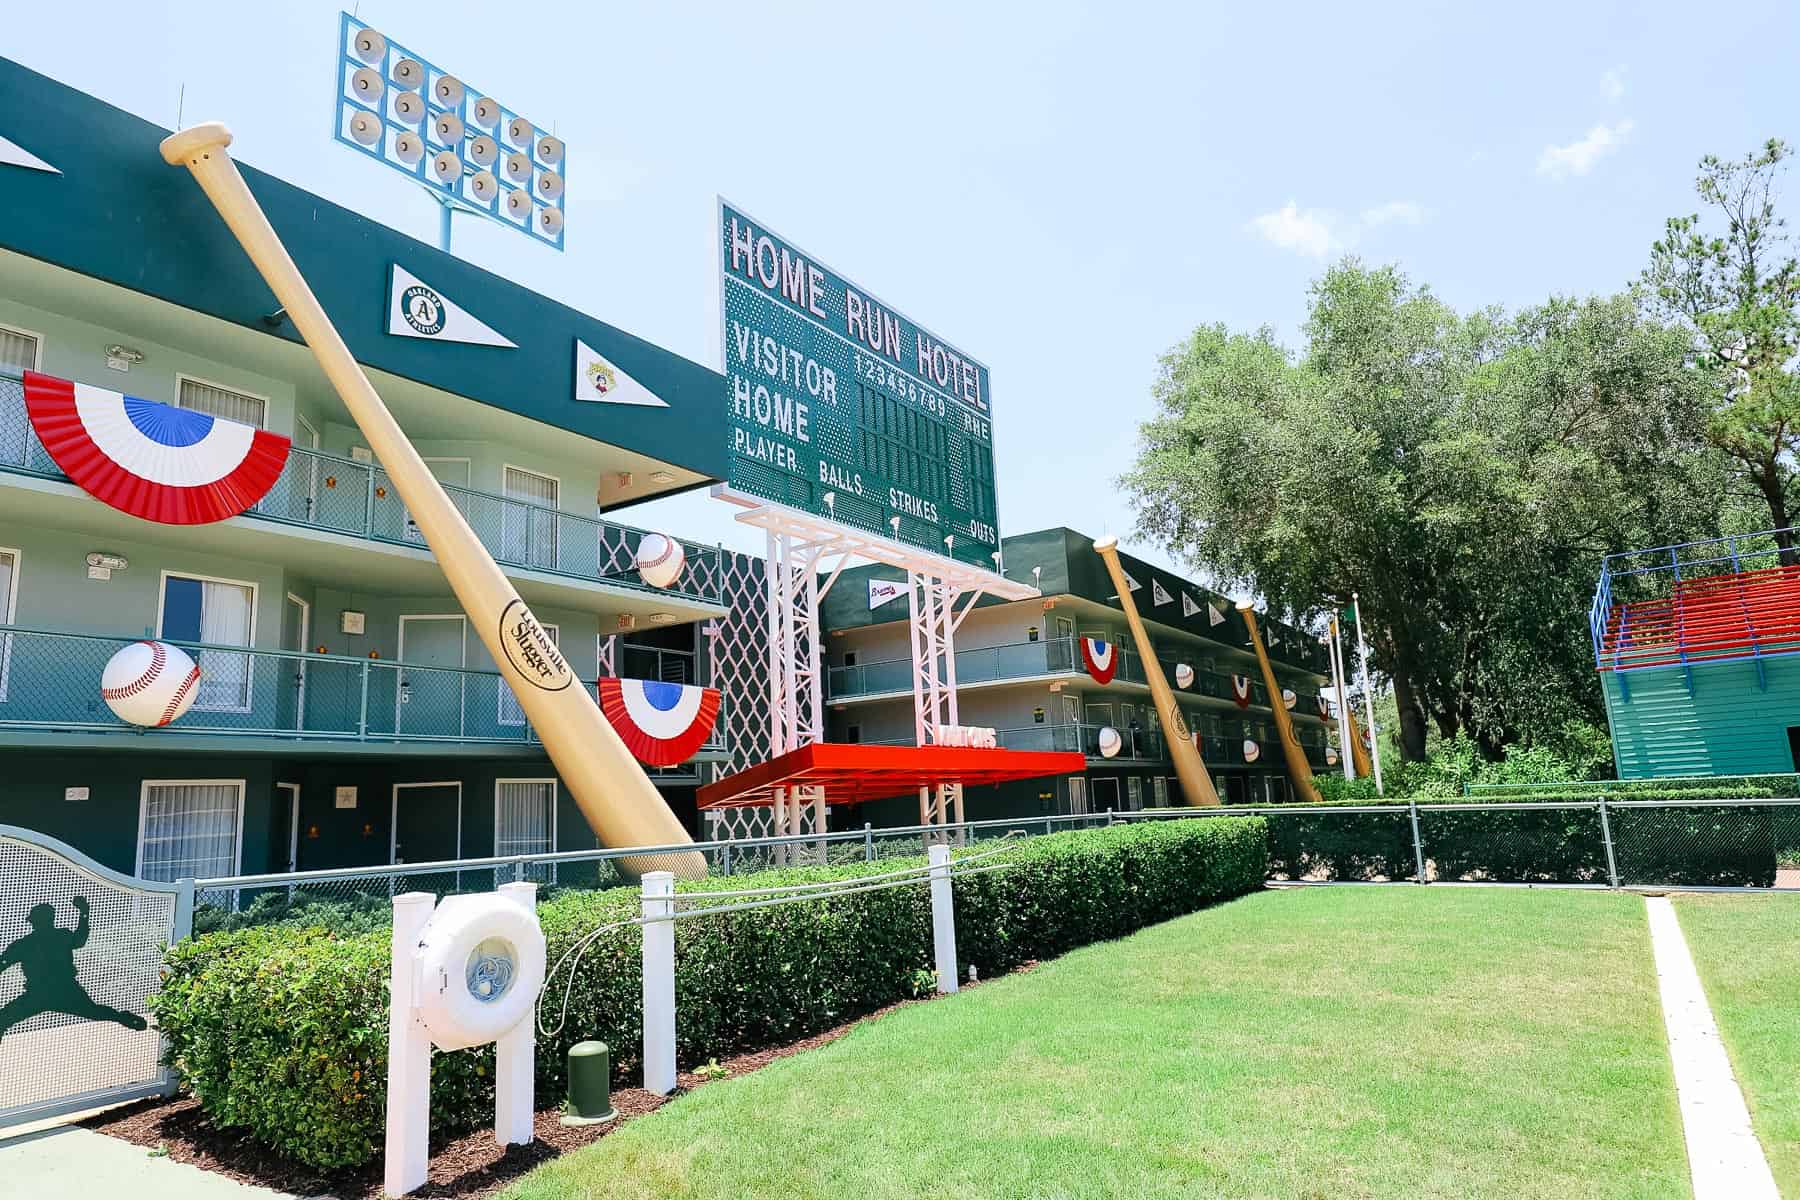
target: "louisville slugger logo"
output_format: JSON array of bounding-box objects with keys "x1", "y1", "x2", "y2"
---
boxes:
[{"x1": 498, "y1": 599, "x2": 572, "y2": 691}]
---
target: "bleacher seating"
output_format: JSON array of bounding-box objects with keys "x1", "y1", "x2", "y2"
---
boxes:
[{"x1": 1598, "y1": 562, "x2": 1800, "y2": 670}]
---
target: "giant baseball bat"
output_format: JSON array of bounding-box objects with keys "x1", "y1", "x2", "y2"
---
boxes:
[
  {"x1": 161, "y1": 124, "x2": 703, "y2": 879},
  {"x1": 1091, "y1": 536, "x2": 1221, "y2": 806},
  {"x1": 1236, "y1": 603, "x2": 1322, "y2": 804}
]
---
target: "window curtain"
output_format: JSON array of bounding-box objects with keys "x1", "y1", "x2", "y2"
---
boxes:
[
  {"x1": 494, "y1": 780, "x2": 555, "y2": 883},
  {"x1": 0, "y1": 550, "x2": 13, "y2": 701},
  {"x1": 178, "y1": 378, "x2": 266, "y2": 427},
  {"x1": 502, "y1": 466, "x2": 559, "y2": 568},
  {"x1": 196, "y1": 580, "x2": 253, "y2": 710},
  {"x1": 0, "y1": 329, "x2": 39, "y2": 467},
  {"x1": 140, "y1": 782, "x2": 241, "y2": 881}
]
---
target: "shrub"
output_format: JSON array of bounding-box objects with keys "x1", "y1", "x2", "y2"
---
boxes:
[
  {"x1": 153, "y1": 817, "x2": 1266, "y2": 1170},
  {"x1": 1261, "y1": 789, "x2": 1779, "y2": 886}
]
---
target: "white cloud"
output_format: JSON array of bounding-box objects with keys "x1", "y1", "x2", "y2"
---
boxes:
[
  {"x1": 1536, "y1": 119, "x2": 1635, "y2": 179},
  {"x1": 1601, "y1": 66, "x2": 1627, "y2": 102},
  {"x1": 1247, "y1": 199, "x2": 1430, "y2": 258},
  {"x1": 1361, "y1": 200, "x2": 1427, "y2": 227},
  {"x1": 1247, "y1": 201, "x2": 1341, "y2": 257}
]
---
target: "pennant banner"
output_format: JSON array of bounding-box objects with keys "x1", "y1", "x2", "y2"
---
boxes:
[
  {"x1": 1121, "y1": 570, "x2": 1142, "y2": 592},
  {"x1": 597, "y1": 678, "x2": 722, "y2": 767},
  {"x1": 1151, "y1": 579, "x2": 1174, "y2": 606},
  {"x1": 1208, "y1": 603, "x2": 1226, "y2": 627},
  {"x1": 24, "y1": 371, "x2": 290, "y2": 525},
  {"x1": 1181, "y1": 592, "x2": 1200, "y2": 617},
  {"x1": 575, "y1": 338, "x2": 670, "y2": 407},
  {"x1": 1080, "y1": 638, "x2": 1118, "y2": 685},
  {"x1": 0, "y1": 134, "x2": 59, "y2": 175},
  {"x1": 388, "y1": 264, "x2": 516, "y2": 347},
  {"x1": 1231, "y1": 674, "x2": 1252, "y2": 708},
  {"x1": 868, "y1": 578, "x2": 906, "y2": 609}
]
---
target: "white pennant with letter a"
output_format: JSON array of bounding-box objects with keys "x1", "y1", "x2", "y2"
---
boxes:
[
  {"x1": 1181, "y1": 592, "x2": 1200, "y2": 617},
  {"x1": 0, "y1": 135, "x2": 59, "y2": 174},
  {"x1": 1207, "y1": 603, "x2": 1226, "y2": 626},
  {"x1": 387, "y1": 264, "x2": 516, "y2": 347},
  {"x1": 1152, "y1": 579, "x2": 1174, "y2": 606},
  {"x1": 575, "y1": 339, "x2": 669, "y2": 408},
  {"x1": 1122, "y1": 570, "x2": 1142, "y2": 592}
]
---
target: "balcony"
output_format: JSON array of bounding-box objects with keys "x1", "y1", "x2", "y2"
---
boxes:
[
  {"x1": 0, "y1": 370, "x2": 721, "y2": 605},
  {"x1": 0, "y1": 625, "x2": 728, "y2": 761},
  {"x1": 826, "y1": 635, "x2": 1322, "y2": 713}
]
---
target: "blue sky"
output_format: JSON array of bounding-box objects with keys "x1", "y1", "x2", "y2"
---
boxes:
[{"x1": 9, "y1": 1, "x2": 1797, "y2": 572}]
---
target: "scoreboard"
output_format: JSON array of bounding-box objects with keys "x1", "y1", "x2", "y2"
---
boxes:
[{"x1": 717, "y1": 200, "x2": 1000, "y2": 568}]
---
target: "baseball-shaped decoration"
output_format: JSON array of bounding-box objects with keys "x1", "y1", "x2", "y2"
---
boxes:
[
  {"x1": 1243, "y1": 738, "x2": 1261, "y2": 763},
  {"x1": 101, "y1": 640, "x2": 201, "y2": 727},
  {"x1": 1097, "y1": 726, "x2": 1122, "y2": 759},
  {"x1": 1281, "y1": 688, "x2": 1297, "y2": 709},
  {"x1": 1174, "y1": 663, "x2": 1194, "y2": 689},
  {"x1": 635, "y1": 533, "x2": 685, "y2": 589}
]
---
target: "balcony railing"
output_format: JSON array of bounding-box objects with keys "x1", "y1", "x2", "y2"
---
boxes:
[
  {"x1": 0, "y1": 625, "x2": 727, "y2": 757},
  {"x1": 858, "y1": 723, "x2": 1328, "y2": 769},
  {"x1": 826, "y1": 635, "x2": 1322, "y2": 713},
  {"x1": 0, "y1": 370, "x2": 720, "y2": 604}
]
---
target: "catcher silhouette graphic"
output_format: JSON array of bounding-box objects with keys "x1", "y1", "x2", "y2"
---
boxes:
[{"x1": 0, "y1": 896, "x2": 147, "y2": 1040}]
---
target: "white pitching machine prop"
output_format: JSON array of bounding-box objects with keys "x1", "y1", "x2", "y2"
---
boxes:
[{"x1": 386, "y1": 885, "x2": 547, "y2": 1197}]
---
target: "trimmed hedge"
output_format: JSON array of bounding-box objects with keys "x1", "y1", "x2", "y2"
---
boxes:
[
  {"x1": 153, "y1": 817, "x2": 1266, "y2": 1170},
  {"x1": 1258, "y1": 792, "x2": 1780, "y2": 887}
]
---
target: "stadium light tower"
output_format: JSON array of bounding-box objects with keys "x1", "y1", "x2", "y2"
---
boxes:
[{"x1": 332, "y1": 12, "x2": 566, "y2": 253}]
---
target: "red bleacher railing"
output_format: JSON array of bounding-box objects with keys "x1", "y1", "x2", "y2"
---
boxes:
[{"x1": 1594, "y1": 530, "x2": 1800, "y2": 672}]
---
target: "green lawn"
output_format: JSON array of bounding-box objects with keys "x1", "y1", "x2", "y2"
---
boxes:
[
  {"x1": 504, "y1": 887, "x2": 1687, "y2": 1200},
  {"x1": 1675, "y1": 893, "x2": 1800, "y2": 1196}
]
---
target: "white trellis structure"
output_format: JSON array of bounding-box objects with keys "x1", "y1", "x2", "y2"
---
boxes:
[{"x1": 712, "y1": 486, "x2": 1036, "y2": 851}]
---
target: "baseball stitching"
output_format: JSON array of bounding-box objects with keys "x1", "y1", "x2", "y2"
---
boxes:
[
  {"x1": 158, "y1": 664, "x2": 201, "y2": 726},
  {"x1": 101, "y1": 640, "x2": 165, "y2": 701}
]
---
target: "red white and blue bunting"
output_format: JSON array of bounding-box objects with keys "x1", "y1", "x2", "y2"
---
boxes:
[
  {"x1": 1231, "y1": 674, "x2": 1252, "y2": 708},
  {"x1": 25, "y1": 371, "x2": 290, "y2": 525},
  {"x1": 1079, "y1": 637, "x2": 1117, "y2": 685},
  {"x1": 597, "y1": 678, "x2": 722, "y2": 767}
]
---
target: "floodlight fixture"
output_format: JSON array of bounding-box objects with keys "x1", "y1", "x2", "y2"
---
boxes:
[{"x1": 332, "y1": 11, "x2": 566, "y2": 252}]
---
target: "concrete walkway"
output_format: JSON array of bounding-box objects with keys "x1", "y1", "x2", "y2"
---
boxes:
[
  {"x1": 1644, "y1": 895, "x2": 1780, "y2": 1200},
  {"x1": 0, "y1": 1124, "x2": 295, "y2": 1199}
]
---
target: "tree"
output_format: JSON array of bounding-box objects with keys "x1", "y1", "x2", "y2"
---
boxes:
[
  {"x1": 1125, "y1": 262, "x2": 1723, "y2": 761},
  {"x1": 1643, "y1": 140, "x2": 1800, "y2": 551}
]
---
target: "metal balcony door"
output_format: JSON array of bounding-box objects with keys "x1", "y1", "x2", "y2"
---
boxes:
[
  {"x1": 278, "y1": 594, "x2": 309, "y2": 731},
  {"x1": 397, "y1": 616, "x2": 466, "y2": 738},
  {"x1": 391, "y1": 782, "x2": 463, "y2": 893}
]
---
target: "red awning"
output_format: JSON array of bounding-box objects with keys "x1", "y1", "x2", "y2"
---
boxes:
[{"x1": 696, "y1": 742, "x2": 1087, "y2": 809}]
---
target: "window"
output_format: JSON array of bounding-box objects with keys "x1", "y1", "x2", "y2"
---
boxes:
[
  {"x1": 160, "y1": 573, "x2": 256, "y2": 711},
  {"x1": 495, "y1": 779, "x2": 556, "y2": 882},
  {"x1": 138, "y1": 780, "x2": 244, "y2": 881},
  {"x1": 1127, "y1": 776, "x2": 1143, "y2": 811},
  {"x1": 846, "y1": 723, "x2": 862, "y2": 744},
  {"x1": 1153, "y1": 776, "x2": 1168, "y2": 807},
  {"x1": 1067, "y1": 776, "x2": 1088, "y2": 816},
  {"x1": 843, "y1": 651, "x2": 858, "y2": 667},
  {"x1": 0, "y1": 323, "x2": 41, "y2": 468},
  {"x1": 502, "y1": 465, "x2": 560, "y2": 567},
  {"x1": 177, "y1": 375, "x2": 267, "y2": 428},
  {"x1": 0, "y1": 546, "x2": 16, "y2": 701}
]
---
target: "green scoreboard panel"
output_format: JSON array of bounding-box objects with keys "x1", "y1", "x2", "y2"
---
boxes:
[{"x1": 718, "y1": 200, "x2": 1000, "y2": 568}]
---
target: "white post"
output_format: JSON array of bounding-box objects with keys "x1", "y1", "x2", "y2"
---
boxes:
[
  {"x1": 1352, "y1": 593, "x2": 1385, "y2": 794},
  {"x1": 641, "y1": 870, "x2": 677, "y2": 1095},
  {"x1": 928, "y1": 844, "x2": 958, "y2": 995},
  {"x1": 494, "y1": 881, "x2": 538, "y2": 1148},
  {"x1": 384, "y1": 891, "x2": 435, "y2": 1199},
  {"x1": 1330, "y1": 618, "x2": 1354, "y2": 780}
]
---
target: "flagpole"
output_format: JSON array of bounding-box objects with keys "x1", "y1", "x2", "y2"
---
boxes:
[
  {"x1": 1329, "y1": 617, "x2": 1354, "y2": 780},
  {"x1": 1351, "y1": 592, "x2": 1384, "y2": 794}
]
